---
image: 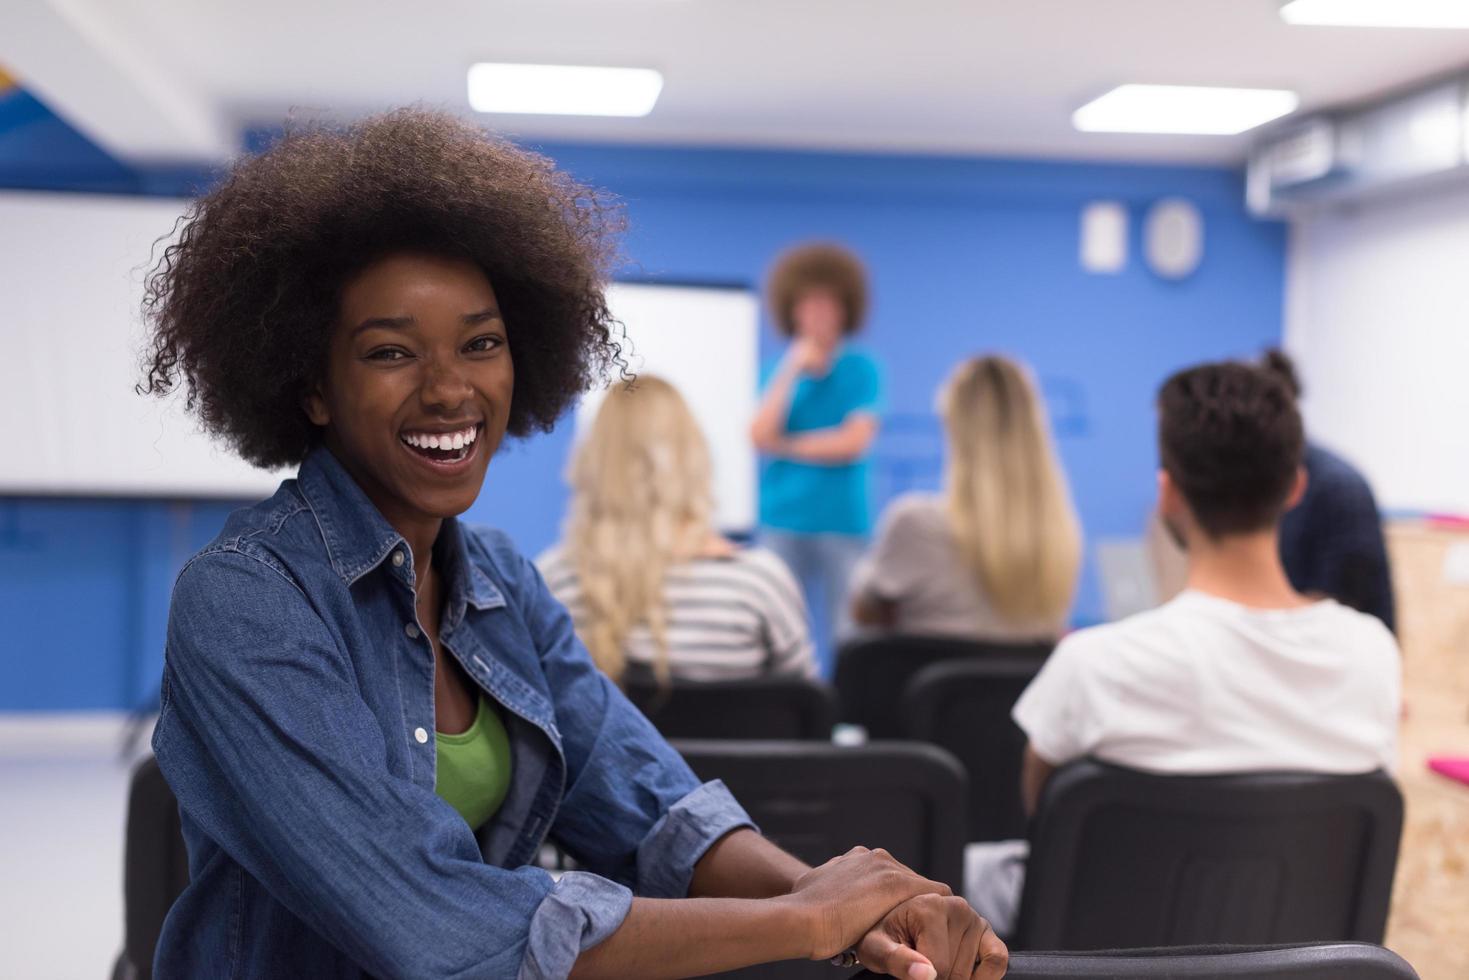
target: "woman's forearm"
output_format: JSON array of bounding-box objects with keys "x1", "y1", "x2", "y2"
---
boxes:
[
  {"x1": 751, "y1": 358, "x2": 802, "y2": 449},
  {"x1": 574, "y1": 843, "x2": 980, "y2": 979},
  {"x1": 573, "y1": 830, "x2": 812, "y2": 977},
  {"x1": 771, "y1": 415, "x2": 878, "y2": 464},
  {"x1": 569, "y1": 895, "x2": 811, "y2": 979},
  {"x1": 688, "y1": 828, "x2": 809, "y2": 899}
]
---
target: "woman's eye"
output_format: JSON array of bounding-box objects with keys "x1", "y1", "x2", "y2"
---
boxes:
[
  {"x1": 466, "y1": 335, "x2": 503, "y2": 353},
  {"x1": 366, "y1": 347, "x2": 408, "y2": 362}
]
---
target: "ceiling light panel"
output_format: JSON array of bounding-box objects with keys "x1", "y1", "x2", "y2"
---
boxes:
[
  {"x1": 1074, "y1": 85, "x2": 1300, "y2": 136},
  {"x1": 467, "y1": 63, "x2": 663, "y2": 117},
  {"x1": 1281, "y1": 0, "x2": 1469, "y2": 29}
]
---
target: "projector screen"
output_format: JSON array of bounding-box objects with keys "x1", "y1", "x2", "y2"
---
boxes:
[
  {"x1": 1, "y1": 191, "x2": 287, "y2": 498},
  {"x1": 1, "y1": 192, "x2": 759, "y2": 517},
  {"x1": 575, "y1": 282, "x2": 759, "y2": 533}
]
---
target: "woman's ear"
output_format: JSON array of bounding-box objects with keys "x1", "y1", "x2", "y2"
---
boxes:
[{"x1": 303, "y1": 386, "x2": 330, "y2": 427}]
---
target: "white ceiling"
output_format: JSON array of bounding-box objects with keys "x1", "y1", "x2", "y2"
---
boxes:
[{"x1": 7, "y1": 0, "x2": 1469, "y2": 165}]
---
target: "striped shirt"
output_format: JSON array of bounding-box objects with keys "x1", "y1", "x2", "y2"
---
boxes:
[{"x1": 536, "y1": 545, "x2": 818, "y2": 682}]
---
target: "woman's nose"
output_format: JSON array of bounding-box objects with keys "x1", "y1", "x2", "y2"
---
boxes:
[{"x1": 420, "y1": 357, "x2": 474, "y2": 410}]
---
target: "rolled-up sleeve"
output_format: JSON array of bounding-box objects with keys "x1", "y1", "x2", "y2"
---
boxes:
[
  {"x1": 635, "y1": 779, "x2": 754, "y2": 898},
  {"x1": 521, "y1": 872, "x2": 632, "y2": 980},
  {"x1": 517, "y1": 778, "x2": 750, "y2": 979},
  {"x1": 509, "y1": 549, "x2": 757, "y2": 899}
]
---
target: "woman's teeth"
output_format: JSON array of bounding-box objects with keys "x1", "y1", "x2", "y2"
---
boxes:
[
  {"x1": 400, "y1": 425, "x2": 479, "y2": 451},
  {"x1": 400, "y1": 424, "x2": 480, "y2": 464}
]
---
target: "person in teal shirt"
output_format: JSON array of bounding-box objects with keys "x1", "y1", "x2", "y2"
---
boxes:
[{"x1": 751, "y1": 242, "x2": 884, "y2": 675}]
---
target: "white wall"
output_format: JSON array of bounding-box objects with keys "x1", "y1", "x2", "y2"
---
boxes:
[{"x1": 1283, "y1": 185, "x2": 1469, "y2": 516}]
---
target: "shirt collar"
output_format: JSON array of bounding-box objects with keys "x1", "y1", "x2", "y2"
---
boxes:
[
  {"x1": 295, "y1": 446, "x2": 504, "y2": 617},
  {"x1": 434, "y1": 517, "x2": 506, "y2": 625}
]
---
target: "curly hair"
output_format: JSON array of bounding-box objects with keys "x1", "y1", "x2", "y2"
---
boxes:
[
  {"x1": 1157, "y1": 361, "x2": 1304, "y2": 537},
  {"x1": 765, "y1": 241, "x2": 869, "y2": 337},
  {"x1": 140, "y1": 108, "x2": 624, "y2": 469},
  {"x1": 1259, "y1": 347, "x2": 1304, "y2": 399}
]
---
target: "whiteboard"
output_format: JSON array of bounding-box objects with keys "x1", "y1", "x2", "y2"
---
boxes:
[
  {"x1": 576, "y1": 283, "x2": 759, "y2": 533},
  {"x1": 1, "y1": 192, "x2": 758, "y2": 514},
  {"x1": 1, "y1": 191, "x2": 290, "y2": 497}
]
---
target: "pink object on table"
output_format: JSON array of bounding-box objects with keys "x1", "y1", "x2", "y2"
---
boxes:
[{"x1": 1427, "y1": 756, "x2": 1469, "y2": 787}]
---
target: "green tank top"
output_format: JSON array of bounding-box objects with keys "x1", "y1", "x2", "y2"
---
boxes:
[{"x1": 434, "y1": 696, "x2": 512, "y2": 832}]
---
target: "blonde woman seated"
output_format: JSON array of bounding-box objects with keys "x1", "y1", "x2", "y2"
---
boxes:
[
  {"x1": 539, "y1": 377, "x2": 818, "y2": 684},
  {"x1": 849, "y1": 355, "x2": 1081, "y2": 641}
]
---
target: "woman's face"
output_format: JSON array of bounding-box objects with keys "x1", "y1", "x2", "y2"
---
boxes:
[
  {"x1": 791, "y1": 287, "x2": 846, "y2": 351},
  {"x1": 305, "y1": 252, "x2": 513, "y2": 529}
]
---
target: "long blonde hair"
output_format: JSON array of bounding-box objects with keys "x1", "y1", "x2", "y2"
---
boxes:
[
  {"x1": 940, "y1": 355, "x2": 1082, "y2": 626},
  {"x1": 564, "y1": 376, "x2": 715, "y2": 683}
]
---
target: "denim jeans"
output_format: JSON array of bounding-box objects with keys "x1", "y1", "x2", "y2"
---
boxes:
[{"x1": 761, "y1": 529, "x2": 866, "y2": 678}]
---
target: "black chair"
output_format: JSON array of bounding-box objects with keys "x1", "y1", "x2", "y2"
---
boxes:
[
  {"x1": 835, "y1": 635, "x2": 1052, "y2": 739},
  {"x1": 674, "y1": 739, "x2": 967, "y2": 980},
  {"x1": 112, "y1": 756, "x2": 189, "y2": 980},
  {"x1": 855, "y1": 942, "x2": 1418, "y2": 979},
  {"x1": 1015, "y1": 760, "x2": 1403, "y2": 951},
  {"x1": 624, "y1": 673, "x2": 837, "y2": 740},
  {"x1": 902, "y1": 656, "x2": 1046, "y2": 842}
]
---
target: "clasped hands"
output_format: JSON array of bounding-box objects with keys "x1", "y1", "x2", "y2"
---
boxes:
[{"x1": 786, "y1": 846, "x2": 1008, "y2": 980}]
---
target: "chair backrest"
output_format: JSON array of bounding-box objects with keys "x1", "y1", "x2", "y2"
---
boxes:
[
  {"x1": 675, "y1": 739, "x2": 967, "y2": 980},
  {"x1": 855, "y1": 943, "x2": 1418, "y2": 979},
  {"x1": 835, "y1": 635, "x2": 1052, "y2": 739},
  {"x1": 116, "y1": 755, "x2": 190, "y2": 980},
  {"x1": 1017, "y1": 760, "x2": 1403, "y2": 951},
  {"x1": 674, "y1": 739, "x2": 967, "y2": 885},
  {"x1": 901, "y1": 656, "x2": 1046, "y2": 842},
  {"x1": 624, "y1": 673, "x2": 837, "y2": 740}
]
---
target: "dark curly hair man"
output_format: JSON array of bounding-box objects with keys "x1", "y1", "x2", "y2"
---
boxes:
[
  {"x1": 1156, "y1": 360, "x2": 1305, "y2": 537},
  {"x1": 963, "y1": 357, "x2": 1399, "y2": 943}
]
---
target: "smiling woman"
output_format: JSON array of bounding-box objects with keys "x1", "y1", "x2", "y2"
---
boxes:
[
  {"x1": 135, "y1": 108, "x2": 1006, "y2": 980},
  {"x1": 304, "y1": 254, "x2": 511, "y2": 540},
  {"x1": 140, "y1": 109, "x2": 621, "y2": 470}
]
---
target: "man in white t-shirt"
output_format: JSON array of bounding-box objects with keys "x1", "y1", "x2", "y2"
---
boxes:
[{"x1": 965, "y1": 360, "x2": 1401, "y2": 936}]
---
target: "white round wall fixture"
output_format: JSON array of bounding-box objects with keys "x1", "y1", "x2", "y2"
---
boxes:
[{"x1": 1143, "y1": 198, "x2": 1204, "y2": 280}]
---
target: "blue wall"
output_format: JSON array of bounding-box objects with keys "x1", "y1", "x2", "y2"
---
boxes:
[
  {"x1": 472, "y1": 141, "x2": 1287, "y2": 627},
  {"x1": 0, "y1": 109, "x2": 1286, "y2": 711}
]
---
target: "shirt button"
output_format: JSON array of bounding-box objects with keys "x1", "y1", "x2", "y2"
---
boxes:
[
  {"x1": 414, "y1": 727, "x2": 429, "y2": 744},
  {"x1": 391, "y1": 550, "x2": 405, "y2": 568},
  {"x1": 405, "y1": 623, "x2": 420, "y2": 639}
]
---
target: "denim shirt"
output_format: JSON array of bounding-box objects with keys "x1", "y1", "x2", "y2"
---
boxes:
[{"x1": 151, "y1": 447, "x2": 754, "y2": 979}]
